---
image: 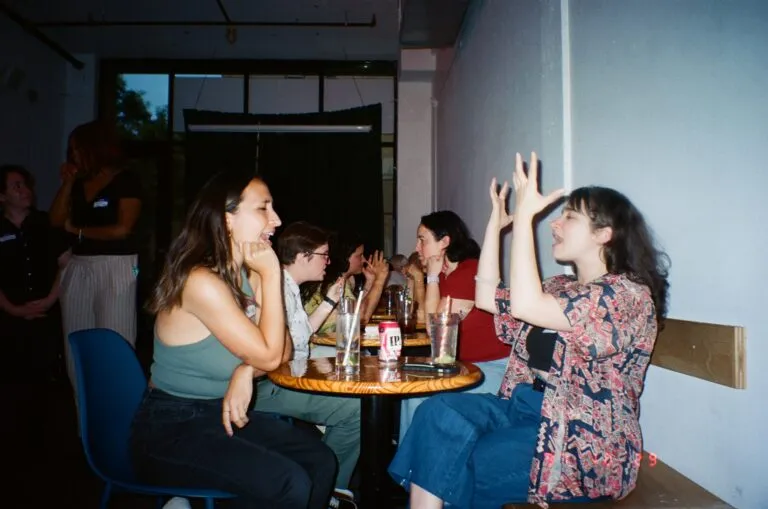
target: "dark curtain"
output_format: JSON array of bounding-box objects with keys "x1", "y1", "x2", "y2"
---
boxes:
[{"x1": 183, "y1": 105, "x2": 384, "y2": 251}]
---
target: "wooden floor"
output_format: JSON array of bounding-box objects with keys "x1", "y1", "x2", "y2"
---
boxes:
[{"x1": 503, "y1": 457, "x2": 734, "y2": 509}]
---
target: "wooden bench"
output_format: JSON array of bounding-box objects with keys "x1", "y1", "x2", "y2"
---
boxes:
[{"x1": 502, "y1": 456, "x2": 733, "y2": 509}]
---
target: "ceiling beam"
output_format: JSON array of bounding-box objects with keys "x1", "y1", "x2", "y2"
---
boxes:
[
  {"x1": 0, "y1": 2, "x2": 84, "y2": 70},
  {"x1": 399, "y1": 0, "x2": 469, "y2": 48},
  {"x1": 33, "y1": 15, "x2": 377, "y2": 29}
]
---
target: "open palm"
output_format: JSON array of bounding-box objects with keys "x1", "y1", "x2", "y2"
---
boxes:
[
  {"x1": 512, "y1": 152, "x2": 564, "y2": 220},
  {"x1": 489, "y1": 177, "x2": 513, "y2": 231}
]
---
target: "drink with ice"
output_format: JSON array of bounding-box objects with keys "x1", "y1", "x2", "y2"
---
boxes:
[
  {"x1": 428, "y1": 312, "x2": 460, "y2": 365},
  {"x1": 335, "y1": 312, "x2": 361, "y2": 374}
]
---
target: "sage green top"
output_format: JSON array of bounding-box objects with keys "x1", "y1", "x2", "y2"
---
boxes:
[{"x1": 151, "y1": 272, "x2": 256, "y2": 399}]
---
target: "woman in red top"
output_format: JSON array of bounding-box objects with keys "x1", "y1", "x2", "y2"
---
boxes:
[{"x1": 400, "y1": 210, "x2": 511, "y2": 442}]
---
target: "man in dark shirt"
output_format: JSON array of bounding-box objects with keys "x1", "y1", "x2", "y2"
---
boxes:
[{"x1": 0, "y1": 165, "x2": 70, "y2": 382}]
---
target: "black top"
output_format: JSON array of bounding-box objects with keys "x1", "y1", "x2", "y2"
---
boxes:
[
  {"x1": 0, "y1": 210, "x2": 69, "y2": 306},
  {"x1": 70, "y1": 170, "x2": 142, "y2": 256},
  {"x1": 526, "y1": 326, "x2": 558, "y2": 371}
]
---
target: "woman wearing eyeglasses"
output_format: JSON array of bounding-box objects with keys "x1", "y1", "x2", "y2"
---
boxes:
[{"x1": 303, "y1": 231, "x2": 390, "y2": 334}]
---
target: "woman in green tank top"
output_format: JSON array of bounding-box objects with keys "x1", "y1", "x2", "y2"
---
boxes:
[{"x1": 129, "y1": 170, "x2": 336, "y2": 509}]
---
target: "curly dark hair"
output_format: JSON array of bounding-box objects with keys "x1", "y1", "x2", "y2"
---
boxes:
[
  {"x1": 419, "y1": 210, "x2": 480, "y2": 263},
  {"x1": 567, "y1": 186, "x2": 670, "y2": 328}
]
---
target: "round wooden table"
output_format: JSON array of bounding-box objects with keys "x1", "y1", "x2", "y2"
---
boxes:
[
  {"x1": 268, "y1": 356, "x2": 483, "y2": 509},
  {"x1": 310, "y1": 331, "x2": 431, "y2": 348}
]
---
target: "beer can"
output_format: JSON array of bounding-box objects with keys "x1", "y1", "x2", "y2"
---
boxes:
[{"x1": 378, "y1": 321, "x2": 402, "y2": 364}]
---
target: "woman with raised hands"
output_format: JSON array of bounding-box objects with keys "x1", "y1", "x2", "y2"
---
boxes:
[{"x1": 389, "y1": 152, "x2": 669, "y2": 509}]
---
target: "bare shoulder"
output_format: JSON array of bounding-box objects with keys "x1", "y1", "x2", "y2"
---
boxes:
[{"x1": 183, "y1": 267, "x2": 234, "y2": 306}]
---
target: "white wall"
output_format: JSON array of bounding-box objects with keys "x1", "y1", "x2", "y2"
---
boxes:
[
  {"x1": 397, "y1": 50, "x2": 435, "y2": 254},
  {"x1": 0, "y1": 16, "x2": 71, "y2": 208},
  {"x1": 433, "y1": 0, "x2": 564, "y2": 279},
  {"x1": 432, "y1": 1, "x2": 768, "y2": 507}
]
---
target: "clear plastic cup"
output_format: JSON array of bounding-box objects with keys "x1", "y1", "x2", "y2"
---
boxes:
[
  {"x1": 335, "y1": 312, "x2": 361, "y2": 374},
  {"x1": 338, "y1": 296, "x2": 356, "y2": 315},
  {"x1": 397, "y1": 297, "x2": 417, "y2": 334},
  {"x1": 427, "y1": 313, "x2": 460, "y2": 365}
]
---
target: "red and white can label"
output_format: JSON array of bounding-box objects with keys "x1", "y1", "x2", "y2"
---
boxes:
[{"x1": 378, "y1": 321, "x2": 402, "y2": 363}]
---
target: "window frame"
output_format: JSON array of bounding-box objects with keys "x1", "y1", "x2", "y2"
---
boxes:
[{"x1": 99, "y1": 59, "x2": 399, "y2": 257}]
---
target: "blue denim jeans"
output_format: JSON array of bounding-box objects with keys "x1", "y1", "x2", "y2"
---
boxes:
[
  {"x1": 390, "y1": 384, "x2": 542, "y2": 509},
  {"x1": 398, "y1": 357, "x2": 509, "y2": 445},
  {"x1": 389, "y1": 384, "x2": 609, "y2": 508},
  {"x1": 130, "y1": 388, "x2": 337, "y2": 509}
]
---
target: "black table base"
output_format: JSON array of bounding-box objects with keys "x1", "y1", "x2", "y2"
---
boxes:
[{"x1": 359, "y1": 395, "x2": 401, "y2": 509}]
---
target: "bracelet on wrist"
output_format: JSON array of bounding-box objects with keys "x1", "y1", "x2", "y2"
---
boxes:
[
  {"x1": 426, "y1": 274, "x2": 440, "y2": 284},
  {"x1": 474, "y1": 275, "x2": 501, "y2": 286},
  {"x1": 323, "y1": 295, "x2": 338, "y2": 307}
]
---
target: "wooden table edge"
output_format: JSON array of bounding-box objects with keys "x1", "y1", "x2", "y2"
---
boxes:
[{"x1": 267, "y1": 357, "x2": 484, "y2": 396}]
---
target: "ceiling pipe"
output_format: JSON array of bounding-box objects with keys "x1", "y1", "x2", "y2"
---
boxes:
[
  {"x1": 215, "y1": 0, "x2": 233, "y2": 23},
  {"x1": 0, "y1": 2, "x2": 84, "y2": 70},
  {"x1": 34, "y1": 14, "x2": 377, "y2": 29}
]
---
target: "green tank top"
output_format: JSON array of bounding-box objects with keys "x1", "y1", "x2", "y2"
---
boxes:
[{"x1": 150, "y1": 271, "x2": 256, "y2": 399}]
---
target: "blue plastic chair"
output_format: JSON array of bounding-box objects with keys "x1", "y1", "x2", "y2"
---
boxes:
[{"x1": 68, "y1": 328, "x2": 236, "y2": 509}]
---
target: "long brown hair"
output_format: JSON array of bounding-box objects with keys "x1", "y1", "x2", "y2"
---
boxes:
[
  {"x1": 147, "y1": 170, "x2": 257, "y2": 314},
  {"x1": 68, "y1": 120, "x2": 122, "y2": 176}
]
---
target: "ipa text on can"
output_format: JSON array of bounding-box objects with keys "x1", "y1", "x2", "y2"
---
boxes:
[{"x1": 378, "y1": 321, "x2": 402, "y2": 365}]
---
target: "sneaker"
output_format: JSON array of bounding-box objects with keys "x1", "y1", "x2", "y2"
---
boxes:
[
  {"x1": 329, "y1": 489, "x2": 358, "y2": 509},
  {"x1": 162, "y1": 497, "x2": 192, "y2": 509}
]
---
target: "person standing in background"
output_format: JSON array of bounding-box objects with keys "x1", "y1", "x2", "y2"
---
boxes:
[
  {"x1": 49, "y1": 120, "x2": 142, "y2": 387},
  {"x1": 0, "y1": 164, "x2": 69, "y2": 383}
]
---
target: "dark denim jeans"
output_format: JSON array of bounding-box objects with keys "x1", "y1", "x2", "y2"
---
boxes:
[{"x1": 130, "y1": 388, "x2": 336, "y2": 509}]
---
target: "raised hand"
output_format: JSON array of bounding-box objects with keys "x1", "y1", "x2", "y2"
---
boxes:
[
  {"x1": 512, "y1": 152, "x2": 565, "y2": 221},
  {"x1": 60, "y1": 162, "x2": 78, "y2": 183},
  {"x1": 240, "y1": 241, "x2": 280, "y2": 276},
  {"x1": 325, "y1": 277, "x2": 345, "y2": 302},
  {"x1": 363, "y1": 250, "x2": 389, "y2": 282},
  {"x1": 488, "y1": 177, "x2": 514, "y2": 231}
]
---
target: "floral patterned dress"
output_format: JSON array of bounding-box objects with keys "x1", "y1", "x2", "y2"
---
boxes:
[{"x1": 494, "y1": 273, "x2": 658, "y2": 507}]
